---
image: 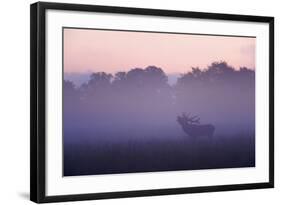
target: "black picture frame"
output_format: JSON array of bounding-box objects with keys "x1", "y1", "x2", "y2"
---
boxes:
[{"x1": 30, "y1": 1, "x2": 274, "y2": 203}]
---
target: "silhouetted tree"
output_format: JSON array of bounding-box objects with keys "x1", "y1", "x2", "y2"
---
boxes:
[
  {"x1": 63, "y1": 80, "x2": 81, "y2": 127},
  {"x1": 79, "y1": 72, "x2": 113, "y2": 101},
  {"x1": 81, "y1": 72, "x2": 112, "y2": 89},
  {"x1": 114, "y1": 71, "x2": 127, "y2": 82},
  {"x1": 64, "y1": 80, "x2": 76, "y2": 96},
  {"x1": 64, "y1": 80, "x2": 79, "y2": 105},
  {"x1": 111, "y1": 66, "x2": 171, "y2": 106}
]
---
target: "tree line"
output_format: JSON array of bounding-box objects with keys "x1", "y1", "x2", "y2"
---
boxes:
[{"x1": 64, "y1": 61, "x2": 255, "y2": 137}]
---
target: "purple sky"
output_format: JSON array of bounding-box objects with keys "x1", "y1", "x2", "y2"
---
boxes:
[{"x1": 64, "y1": 28, "x2": 255, "y2": 74}]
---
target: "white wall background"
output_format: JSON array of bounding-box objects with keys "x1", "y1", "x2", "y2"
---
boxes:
[{"x1": 0, "y1": 0, "x2": 279, "y2": 204}]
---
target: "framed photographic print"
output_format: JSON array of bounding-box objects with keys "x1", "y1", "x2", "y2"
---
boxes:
[{"x1": 30, "y1": 1, "x2": 274, "y2": 203}]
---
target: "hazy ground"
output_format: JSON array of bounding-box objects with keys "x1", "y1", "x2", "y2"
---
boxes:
[{"x1": 64, "y1": 134, "x2": 255, "y2": 176}]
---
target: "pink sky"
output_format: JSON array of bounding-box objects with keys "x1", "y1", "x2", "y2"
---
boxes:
[{"x1": 64, "y1": 28, "x2": 255, "y2": 74}]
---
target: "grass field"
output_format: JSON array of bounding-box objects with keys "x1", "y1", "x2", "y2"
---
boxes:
[{"x1": 64, "y1": 134, "x2": 255, "y2": 176}]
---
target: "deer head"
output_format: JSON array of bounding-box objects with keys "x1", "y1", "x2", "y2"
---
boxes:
[{"x1": 177, "y1": 113, "x2": 200, "y2": 126}]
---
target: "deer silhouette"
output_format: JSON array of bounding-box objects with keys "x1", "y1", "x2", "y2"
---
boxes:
[{"x1": 177, "y1": 113, "x2": 215, "y2": 138}]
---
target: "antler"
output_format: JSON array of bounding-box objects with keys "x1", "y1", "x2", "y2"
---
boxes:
[{"x1": 181, "y1": 113, "x2": 200, "y2": 124}]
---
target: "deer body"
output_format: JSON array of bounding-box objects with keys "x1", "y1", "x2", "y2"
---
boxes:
[
  {"x1": 177, "y1": 113, "x2": 215, "y2": 138},
  {"x1": 181, "y1": 123, "x2": 215, "y2": 138}
]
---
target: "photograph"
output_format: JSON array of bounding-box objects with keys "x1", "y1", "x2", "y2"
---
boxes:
[
  {"x1": 63, "y1": 28, "x2": 256, "y2": 176},
  {"x1": 30, "y1": 2, "x2": 274, "y2": 202}
]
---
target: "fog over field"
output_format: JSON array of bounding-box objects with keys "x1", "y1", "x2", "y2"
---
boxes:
[{"x1": 63, "y1": 62, "x2": 255, "y2": 176}]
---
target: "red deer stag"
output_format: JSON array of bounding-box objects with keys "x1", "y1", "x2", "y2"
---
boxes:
[{"x1": 177, "y1": 113, "x2": 215, "y2": 138}]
